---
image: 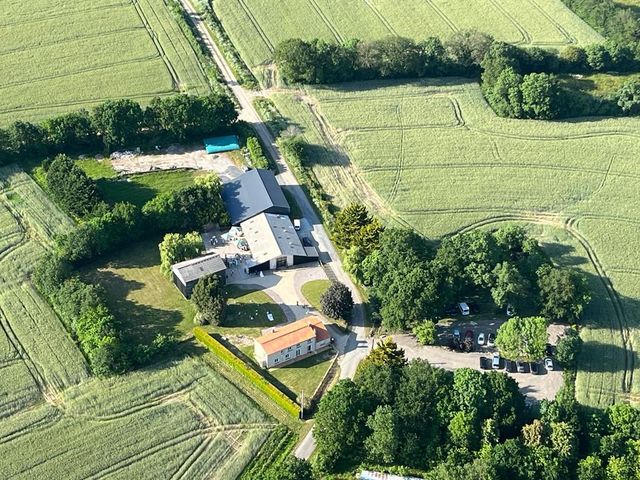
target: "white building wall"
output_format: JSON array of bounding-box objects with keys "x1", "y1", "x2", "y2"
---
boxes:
[{"x1": 265, "y1": 337, "x2": 317, "y2": 368}]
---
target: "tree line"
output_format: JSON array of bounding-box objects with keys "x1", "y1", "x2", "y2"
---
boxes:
[
  {"x1": 310, "y1": 339, "x2": 640, "y2": 479},
  {"x1": 334, "y1": 204, "x2": 590, "y2": 332},
  {"x1": 274, "y1": 33, "x2": 640, "y2": 119},
  {"x1": 0, "y1": 92, "x2": 236, "y2": 165}
]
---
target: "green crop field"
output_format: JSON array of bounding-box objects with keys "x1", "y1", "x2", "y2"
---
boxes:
[
  {"x1": 0, "y1": 165, "x2": 89, "y2": 418},
  {"x1": 271, "y1": 79, "x2": 640, "y2": 408},
  {"x1": 0, "y1": 0, "x2": 212, "y2": 125},
  {"x1": 213, "y1": 0, "x2": 602, "y2": 72},
  {"x1": 0, "y1": 357, "x2": 275, "y2": 479}
]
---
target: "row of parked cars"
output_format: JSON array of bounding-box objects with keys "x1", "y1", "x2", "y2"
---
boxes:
[
  {"x1": 481, "y1": 354, "x2": 554, "y2": 373},
  {"x1": 453, "y1": 329, "x2": 495, "y2": 347}
]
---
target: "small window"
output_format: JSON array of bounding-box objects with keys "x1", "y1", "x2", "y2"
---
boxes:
[
  {"x1": 288, "y1": 346, "x2": 292, "y2": 351},
  {"x1": 307, "y1": 345, "x2": 312, "y2": 352},
  {"x1": 274, "y1": 358, "x2": 279, "y2": 364},
  {"x1": 285, "y1": 353, "x2": 290, "y2": 359}
]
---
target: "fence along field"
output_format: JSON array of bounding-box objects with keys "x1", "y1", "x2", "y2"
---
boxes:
[
  {"x1": 270, "y1": 79, "x2": 640, "y2": 408},
  {"x1": 213, "y1": 0, "x2": 602, "y2": 70},
  {"x1": 0, "y1": 358, "x2": 275, "y2": 479},
  {"x1": 0, "y1": 165, "x2": 88, "y2": 418},
  {"x1": 0, "y1": 0, "x2": 211, "y2": 125}
]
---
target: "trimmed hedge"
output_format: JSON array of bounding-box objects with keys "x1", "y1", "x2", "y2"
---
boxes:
[{"x1": 193, "y1": 327, "x2": 300, "y2": 418}]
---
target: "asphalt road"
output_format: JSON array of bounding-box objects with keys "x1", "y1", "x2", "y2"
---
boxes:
[{"x1": 177, "y1": 0, "x2": 370, "y2": 459}]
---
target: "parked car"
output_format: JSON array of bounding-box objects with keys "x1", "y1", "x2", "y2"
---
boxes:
[
  {"x1": 492, "y1": 354, "x2": 501, "y2": 369},
  {"x1": 546, "y1": 343, "x2": 554, "y2": 356},
  {"x1": 545, "y1": 357, "x2": 554, "y2": 371},
  {"x1": 458, "y1": 302, "x2": 470, "y2": 316},
  {"x1": 468, "y1": 302, "x2": 480, "y2": 314},
  {"x1": 293, "y1": 219, "x2": 301, "y2": 231},
  {"x1": 505, "y1": 359, "x2": 515, "y2": 373},
  {"x1": 465, "y1": 330, "x2": 474, "y2": 342},
  {"x1": 530, "y1": 362, "x2": 539, "y2": 375},
  {"x1": 453, "y1": 329, "x2": 461, "y2": 341},
  {"x1": 506, "y1": 304, "x2": 515, "y2": 316},
  {"x1": 479, "y1": 356, "x2": 487, "y2": 370},
  {"x1": 477, "y1": 332, "x2": 485, "y2": 346},
  {"x1": 487, "y1": 333, "x2": 495, "y2": 346},
  {"x1": 516, "y1": 360, "x2": 526, "y2": 373}
]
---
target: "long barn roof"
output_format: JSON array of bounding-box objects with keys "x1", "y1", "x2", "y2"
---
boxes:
[{"x1": 222, "y1": 169, "x2": 289, "y2": 225}]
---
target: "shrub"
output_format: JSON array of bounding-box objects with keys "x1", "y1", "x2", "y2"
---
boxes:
[
  {"x1": 193, "y1": 327, "x2": 300, "y2": 418},
  {"x1": 412, "y1": 321, "x2": 436, "y2": 345},
  {"x1": 555, "y1": 327, "x2": 583, "y2": 369},
  {"x1": 246, "y1": 137, "x2": 270, "y2": 170},
  {"x1": 320, "y1": 282, "x2": 354, "y2": 321}
]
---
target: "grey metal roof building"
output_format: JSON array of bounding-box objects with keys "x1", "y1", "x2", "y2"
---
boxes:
[
  {"x1": 221, "y1": 169, "x2": 290, "y2": 225},
  {"x1": 241, "y1": 213, "x2": 317, "y2": 272},
  {"x1": 171, "y1": 254, "x2": 226, "y2": 298}
]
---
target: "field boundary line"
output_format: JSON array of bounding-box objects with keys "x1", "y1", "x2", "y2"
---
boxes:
[
  {"x1": 236, "y1": 0, "x2": 275, "y2": 52},
  {"x1": 0, "y1": 2, "x2": 130, "y2": 28},
  {"x1": 362, "y1": 0, "x2": 398, "y2": 36},
  {"x1": 305, "y1": 0, "x2": 344, "y2": 43},
  {"x1": 131, "y1": 0, "x2": 180, "y2": 89}
]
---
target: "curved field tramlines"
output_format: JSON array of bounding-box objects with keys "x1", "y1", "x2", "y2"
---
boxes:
[
  {"x1": 214, "y1": 0, "x2": 603, "y2": 70},
  {"x1": 271, "y1": 79, "x2": 640, "y2": 407}
]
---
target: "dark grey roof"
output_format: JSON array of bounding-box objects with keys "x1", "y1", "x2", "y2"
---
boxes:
[
  {"x1": 172, "y1": 254, "x2": 226, "y2": 285},
  {"x1": 222, "y1": 169, "x2": 290, "y2": 225}
]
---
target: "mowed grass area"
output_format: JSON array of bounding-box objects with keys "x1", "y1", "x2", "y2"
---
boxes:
[
  {"x1": 214, "y1": 0, "x2": 602, "y2": 72},
  {"x1": 301, "y1": 279, "x2": 331, "y2": 312},
  {"x1": 0, "y1": 0, "x2": 211, "y2": 125},
  {"x1": 0, "y1": 166, "x2": 89, "y2": 418},
  {"x1": 83, "y1": 238, "x2": 197, "y2": 344},
  {"x1": 269, "y1": 349, "x2": 334, "y2": 400},
  {"x1": 77, "y1": 159, "x2": 206, "y2": 206},
  {"x1": 0, "y1": 357, "x2": 275, "y2": 479},
  {"x1": 271, "y1": 79, "x2": 640, "y2": 408}
]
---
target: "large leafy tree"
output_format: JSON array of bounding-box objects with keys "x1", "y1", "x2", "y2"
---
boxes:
[
  {"x1": 365, "y1": 405, "x2": 402, "y2": 464},
  {"x1": 158, "y1": 232, "x2": 202, "y2": 277},
  {"x1": 92, "y1": 99, "x2": 144, "y2": 151},
  {"x1": 265, "y1": 456, "x2": 313, "y2": 480},
  {"x1": 495, "y1": 316, "x2": 548, "y2": 361},
  {"x1": 320, "y1": 281, "x2": 354, "y2": 321},
  {"x1": 332, "y1": 203, "x2": 373, "y2": 250},
  {"x1": 45, "y1": 154, "x2": 102, "y2": 218},
  {"x1": 537, "y1": 264, "x2": 591, "y2": 323},
  {"x1": 520, "y1": 73, "x2": 561, "y2": 120},
  {"x1": 191, "y1": 274, "x2": 226, "y2": 326},
  {"x1": 42, "y1": 110, "x2": 97, "y2": 152},
  {"x1": 616, "y1": 80, "x2": 640, "y2": 114},
  {"x1": 491, "y1": 261, "x2": 528, "y2": 309}
]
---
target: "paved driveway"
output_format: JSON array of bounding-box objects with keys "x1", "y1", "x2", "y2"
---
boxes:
[{"x1": 394, "y1": 331, "x2": 564, "y2": 403}]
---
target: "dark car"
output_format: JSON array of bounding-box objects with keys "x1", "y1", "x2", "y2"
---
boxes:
[
  {"x1": 479, "y1": 356, "x2": 487, "y2": 370},
  {"x1": 301, "y1": 236, "x2": 313, "y2": 247},
  {"x1": 468, "y1": 302, "x2": 480, "y2": 314},
  {"x1": 504, "y1": 359, "x2": 515, "y2": 373},
  {"x1": 516, "y1": 361, "x2": 526, "y2": 373},
  {"x1": 445, "y1": 305, "x2": 459, "y2": 316},
  {"x1": 546, "y1": 343, "x2": 554, "y2": 356},
  {"x1": 465, "y1": 330, "x2": 474, "y2": 341},
  {"x1": 530, "y1": 362, "x2": 539, "y2": 375}
]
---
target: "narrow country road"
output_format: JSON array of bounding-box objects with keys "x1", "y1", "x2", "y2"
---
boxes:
[{"x1": 177, "y1": 0, "x2": 371, "y2": 460}]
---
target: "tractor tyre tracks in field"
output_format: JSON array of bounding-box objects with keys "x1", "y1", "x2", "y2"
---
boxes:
[
  {"x1": 486, "y1": 0, "x2": 532, "y2": 45},
  {"x1": 363, "y1": 0, "x2": 399, "y2": 36},
  {"x1": 442, "y1": 210, "x2": 635, "y2": 397},
  {"x1": 236, "y1": 0, "x2": 274, "y2": 53},
  {"x1": 306, "y1": 0, "x2": 344, "y2": 44}
]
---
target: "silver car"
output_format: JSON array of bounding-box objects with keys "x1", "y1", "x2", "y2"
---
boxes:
[{"x1": 545, "y1": 357, "x2": 554, "y2": 371}]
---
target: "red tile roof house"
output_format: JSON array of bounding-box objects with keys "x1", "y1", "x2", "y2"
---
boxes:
[{"x1": 254, "y1": 316, "x2": 331, "y2": 368}]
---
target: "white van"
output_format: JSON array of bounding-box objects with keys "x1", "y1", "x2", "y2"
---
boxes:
[
  {"x1": 458, "y1": 302, "x2": 470, "y2": 316},
  {"x1": 293, "y1": 219, "x2": 301, "y2": 231}
]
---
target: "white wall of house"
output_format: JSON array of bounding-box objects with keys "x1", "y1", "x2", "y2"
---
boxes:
[{"x1": 256, "y1": 337, "x2": 317, "y2": 368}]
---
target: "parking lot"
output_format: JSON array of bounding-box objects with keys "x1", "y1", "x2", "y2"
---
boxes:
[{"x1": 393, "y1": 319, "x2": 566, "y2": 403}]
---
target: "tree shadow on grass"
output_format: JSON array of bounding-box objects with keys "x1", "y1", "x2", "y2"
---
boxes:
[
  {"x1": 96, "y1": 178, "x2": 157, "y2": 207},
  {"x1": 543, "y1": 242, "x2": 589, "y2": 268}
]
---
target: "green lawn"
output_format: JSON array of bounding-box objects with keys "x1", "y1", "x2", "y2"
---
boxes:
[
  {"x1": 301, "y1": 279, "x2": 331, "y2": 312},
  {"x1": 269, "y1": 349, "x2": 334, "y2": 400},
  {"x1": 83, "y1": 238, "x2": 196, "y2": 344}
]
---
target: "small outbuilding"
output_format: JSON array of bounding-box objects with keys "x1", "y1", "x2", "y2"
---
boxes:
[
  {"x1": 241, "y1": 213, "x2": 318, "y2": 273},
  {"x1": 254, "y1": 316, "x2": 331, "y2": 368},
  {"x1": 171, "y1": 254, "x2": 226, "y2": 298},
  {"x1": 221, "y1": 169, "x2": 290, "y2": 225}
]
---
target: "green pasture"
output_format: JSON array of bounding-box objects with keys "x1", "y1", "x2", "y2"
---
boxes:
[
  {"x1": 0, "y1": 357, "x2": 273, "y2": 479},
  {"x1": 0, "y1": 0, "x2": 211, "y2": 125},
  {"x1": 271, "y1": 78, "x2": 640, "y2": 408},
  {"x1": 214, "y1": 0, "x2": 602, "y2": 72},
  {"x1": 269, "y1": 349, "x2": 334, "y2": 401},
  {"x1": 301, "y1": 279, "x2": 332, "y2": 312},
  {"x1": 83, "y1": 238, "x2": 197, "y2": 344}
]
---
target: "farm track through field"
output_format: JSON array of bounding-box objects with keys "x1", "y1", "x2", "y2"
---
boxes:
[
  {"x1": 306, "y1": 0, "x2": 344, "y2": 43},
  {"x1": 362, "y1": 0, "x2": 398, "y2": 36},
  {"x1": 525, "y1": 0, "x2": 577, "y2": 45},
  {"x1": 472, "y1": 126, "x2": 640, "y2": 142},
  {"x1": 0, "y1": 55, "x2": 160, "y2": 91},
  {"x1": 317, "y1": 90, "x2": 467, "y2": 104},
  {"x1": 387, "y1": 101, "x2": 406, "y2": 204},
  {"x1": 486, "y1": 0, "x2": 531, "y2": 44},
  {"x1": 236, "y1": 0, "x2": 274, "y2": 53},
  {"x1": 423, "y1": 0, "x2": 458, "y2": 33},
  {"x1": 131, "y1": 0, "x2": 179, "y2": 89},
  {"x1": 170, "y1": 436, "x2": 213, "y2": 480},
  {"x1": 0, "y1": 409, "x2": 63, "y2": 447},
  {"x1": 0, "y1": 2, "x2": 130, "y2": 28},
  {"x1": 608, "y1": 268, "x2": 640, "y2": 276}
]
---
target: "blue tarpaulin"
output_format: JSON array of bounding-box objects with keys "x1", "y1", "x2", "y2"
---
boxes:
[{"x1": 203, "y1": 135, "x2": 240, "y2": 154}]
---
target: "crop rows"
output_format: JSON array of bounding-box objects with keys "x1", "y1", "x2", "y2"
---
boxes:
[
  {"x1": 214, "y1": 0, "x2": 603, "y2": 70},
  {"x1": 0, "y1": 0, "x2": 211, "y2": 125},
  {"x1": 271, "y1": 78, "x2": 640, "y2": 407},
  {"x1": 0, "y1": 358, "x2": 273, "y2": 479}
]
